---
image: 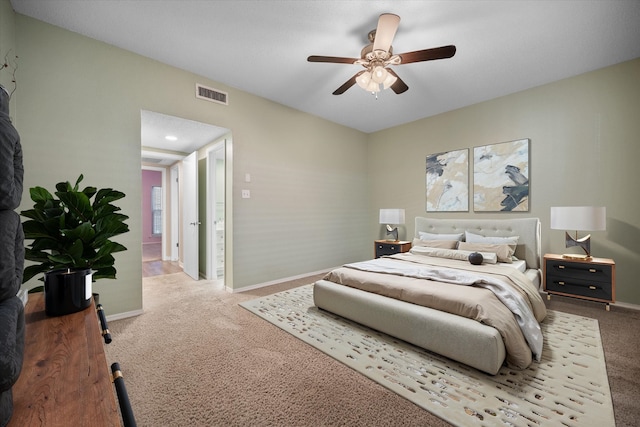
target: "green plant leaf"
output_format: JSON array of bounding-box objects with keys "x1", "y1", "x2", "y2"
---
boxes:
[
  {"x1": 55, "y1": 179, "x2": 73, "y2": 193},
  {"x1": 74, "y1": 174, "x2": 84, "y2": 190},
  {"x1": 20, "y1": 208, "x2": 45, "y2": 222},
  {"x1": 48, "y1": 253, "x2": 75, "y2": 266},
  {"x1": 95, "y1": 241, "x2": 127, "y2": 259},
  {"x1": 93, "y1": 203, "x2": 120, "y2": 221},
  {"x1": 30, "y1": 237, "x2": 58, "y2": 251},
  {"x1": 24, "y1": 247, "x2": 54, "y2": 264},
  {"x1": 57, "y1": 190, "x2": 93, "y2": 222},
  {"x1": 29, "y1": 186, "x2": 53, "y2": 203},
  {"x1": 63, "y1": 221, "x2": 95, "y2": 243},
  {"x1": 92, "y1": 266, "x2": 117, "y2": 281},
  {"x1": 82, "y1": 186, "x2": 97, "y2": 199},
  {"x1": 67, "y1": 238, "x2": 85, "y2": 264},
  {"x1": 22, "y1": 264, "x2": 52, "y2": 283},
  {"x1": 91, "y1": 253, "x2": 115, "y2": 269},
  {"x1": 22, "y1": 220, "x2": 58, "y2": 240},
  {"x1": 94, "y1": 218, "x2": 129, "y2": 246}
]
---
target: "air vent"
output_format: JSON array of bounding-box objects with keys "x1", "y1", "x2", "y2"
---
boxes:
[{"x1": 195, "y1": 83, "x2": 228, "y2": 105}]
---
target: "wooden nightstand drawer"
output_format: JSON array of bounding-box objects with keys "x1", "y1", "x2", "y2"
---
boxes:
[
  {"x1": 374, "y1": 240, "x2": 411, "y2": 258},
  {"x1": 546, "y1": 259, "x2": 613, "y2": 283},
  {"x1": 545, "y1": 276, "x2": 613, "y2": 301}
]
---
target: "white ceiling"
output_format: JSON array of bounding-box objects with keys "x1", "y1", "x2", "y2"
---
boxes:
[
  {"x1": 11, "y1": 0, "x2": 640, "y2": 137},
  {"x1": 140, "y1": 110, "x2": 229, "y2": 166}
]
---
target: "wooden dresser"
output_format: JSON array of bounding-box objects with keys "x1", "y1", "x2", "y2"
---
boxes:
[{"x1": 8, "y1": 292, "x2": 120, "y2": 427}]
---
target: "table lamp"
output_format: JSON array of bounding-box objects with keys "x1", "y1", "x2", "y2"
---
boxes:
[
  {"x1": 550, "y1": 206, "x2": 606, "y2": 259},
  {"x1": 379, "y1": 209, "x2": 405, "y2": 241}
]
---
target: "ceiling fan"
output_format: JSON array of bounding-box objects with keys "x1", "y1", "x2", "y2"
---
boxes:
[{"x1": 308, "y1": 13, "x2": 456, "y2": 95}]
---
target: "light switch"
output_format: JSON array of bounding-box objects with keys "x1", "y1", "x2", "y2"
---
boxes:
[
  {"x1": 242, "y1": 189, "x2": 250, "y2": 199},
  {"x1": 245, "y1": 173, "x2": 251, "y2": 182}
]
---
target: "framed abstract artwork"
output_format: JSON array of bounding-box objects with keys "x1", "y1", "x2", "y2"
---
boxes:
[
  {"x1": 426, "y1": 148, "x2": 469, "y2": 212},
  {"x1": 473, "y1": 138, "x2": 530, "y2": 212}
]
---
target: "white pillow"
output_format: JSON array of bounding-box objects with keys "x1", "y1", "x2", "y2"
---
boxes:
[
  {"x1": 418, "y1": 231, "x2": 464, "y2": 241},
  {"x1": 464, "y1": 231, "x2": 519, "y2": 245},
  {"x1": 412, "y1": 238, "x2": 459, "y2": 249}
]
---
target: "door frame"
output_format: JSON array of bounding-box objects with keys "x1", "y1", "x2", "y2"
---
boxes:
[
  {"x1": 205, "y1": 140, "x2": 226, "y2": 280},
  {"x1": 170, "y1": 164, "x2": 179, "y2": 262}
]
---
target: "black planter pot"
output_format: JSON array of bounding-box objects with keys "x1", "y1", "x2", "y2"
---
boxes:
[{"x1": 44, "y1": 268, "x2": 93, "y2": 316}]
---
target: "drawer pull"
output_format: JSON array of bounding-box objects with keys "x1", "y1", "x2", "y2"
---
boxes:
[
  {"x1": 558, "y1": 265, "x2": 565, "y2": 269},
  {"x1": 589, "y1": 268, "x2": 597, "y2": 273},
  {"x1": 589, "y1": 285, "x2": 597, "y2": 290},
  {"x1": 558, "y1": 281, "x2": 565, "y2": 286}
]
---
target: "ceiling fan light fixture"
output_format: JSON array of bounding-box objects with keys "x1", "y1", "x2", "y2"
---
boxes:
[
  {"x1": 356, "y1": 71, "x2": 372, "y2": 89},
  {"x1": 382, "y1": 71, "x2": 397, "y2": 89},
  {"x1": 366, "y1": 79, "x2": 380, "y2": 93},
  {"x1": 371, "y1": 65, "x2": 388, "y2": 84}
]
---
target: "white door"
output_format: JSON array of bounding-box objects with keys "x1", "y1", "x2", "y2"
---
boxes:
[{"x1": 182, "y1": 151, "x2": 199, "y2": 280}]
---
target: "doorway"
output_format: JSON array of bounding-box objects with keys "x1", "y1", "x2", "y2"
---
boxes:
[{"x1": 140, "y1": 110, "x2": 230, "y2": 281}]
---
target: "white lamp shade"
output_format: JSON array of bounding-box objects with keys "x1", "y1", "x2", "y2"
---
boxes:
[
  {"x1": 379, "y1": 209, "x2": 405, "y2": 225},
  {"x1": 382, "y1": 71, "x2": 398, "y2": 89},
  {"x1": 371, "y1": 66, "x2": 388, "y2": 84},
  {"x1": 356, "y1": 71, "x2": 371, "y2": 89},
  {"x1": 550, "y1": 206, "x2": 606, "y2": 231}
]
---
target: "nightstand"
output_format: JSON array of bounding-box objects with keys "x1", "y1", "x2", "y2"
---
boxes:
[
  {"x1": 543, "y1": 253, "x2": 616, "y2": 310},
  {"x1": 374, "y1": 240, "x2": 411, "y2": 258}
]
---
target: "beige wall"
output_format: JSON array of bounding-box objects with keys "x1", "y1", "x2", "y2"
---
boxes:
[
  {"x1": 368, "y1": 58, "x2": 640, "y2": 305},
  {"x1": 12, "y1": 11, "x2": 369, "y2": 315}
]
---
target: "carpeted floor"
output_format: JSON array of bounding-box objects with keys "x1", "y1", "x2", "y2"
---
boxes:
[
  {"x1": 104, "y1": 272, "x2": 640, "y2": 427},
  {"x1": 240, "y1": 285, "x2": 614, "y2": 426}
]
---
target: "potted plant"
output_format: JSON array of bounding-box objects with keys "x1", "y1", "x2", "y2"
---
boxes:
[{"x1": 21, "y1": 174, "x2": 129, "y2": 316}]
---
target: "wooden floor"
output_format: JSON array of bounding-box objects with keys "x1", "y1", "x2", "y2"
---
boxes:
[
  {"x1": 142, "y1": 242, "x2": 162, "y2": 262},
  {"x1": 142, "y1": 260, "x2": 183, "y2": 278},
  {"x1": 142, "y1": 242, "x2": 183, "y2": 277}
]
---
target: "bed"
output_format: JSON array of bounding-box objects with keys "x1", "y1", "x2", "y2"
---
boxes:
[{"x1": 313, "y1": 217, "x2": 547, "y2": 375}]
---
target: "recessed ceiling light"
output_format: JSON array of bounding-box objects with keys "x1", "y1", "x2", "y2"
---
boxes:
[{"x1": 165, "y1": 135, "x2": 178, "y2": 141}]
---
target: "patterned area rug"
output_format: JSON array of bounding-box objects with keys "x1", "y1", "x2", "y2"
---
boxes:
[{"x1": 240, "y1": 284, "x2": 615, "y2": 427}]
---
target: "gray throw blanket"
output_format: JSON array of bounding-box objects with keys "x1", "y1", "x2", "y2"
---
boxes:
[{"x1": 0, "y1": 86, "x2": 23, "y2": 211}]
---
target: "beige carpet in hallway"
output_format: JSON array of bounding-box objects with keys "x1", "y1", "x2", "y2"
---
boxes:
[{"x1": 104, "y1": 272, "x2": 640, "y2": 426}]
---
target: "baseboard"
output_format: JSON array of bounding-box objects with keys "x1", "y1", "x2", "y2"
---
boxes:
[
  {"x1": 229, "y1": 268, "x2": 335, "y2": 293},
  {"x1": 106, "y1": 308, "x2": 144, "y2": 322},
  {"x1": 613, "y1": 300, "x2": 640, "y2": 311}
]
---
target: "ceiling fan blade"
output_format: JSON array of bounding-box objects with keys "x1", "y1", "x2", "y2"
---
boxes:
[
  {"x1": 397, "y1": 45, "x2": 457, "y2": 64},
  {"x1": 372, "y1": 13, "x2": 400, "y2": 53},
  {"x1": 386, "y1": 69, "x2": 408, "y2": 94},
  {"x1": 307, "y1": 55, "x2": 359, "y2": 64},
  {"x1": 332, "y1": 71, "x2": 365, "y2": 95}
]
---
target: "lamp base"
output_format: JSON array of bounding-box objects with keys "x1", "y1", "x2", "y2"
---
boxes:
[{"x1": 562, "y1": 253, "x2": 592, "y2": 260}]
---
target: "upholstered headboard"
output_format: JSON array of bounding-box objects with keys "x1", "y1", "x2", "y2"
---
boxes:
[{"x1": 414, "y1": 217, "x2": 542, "y2": 270}]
